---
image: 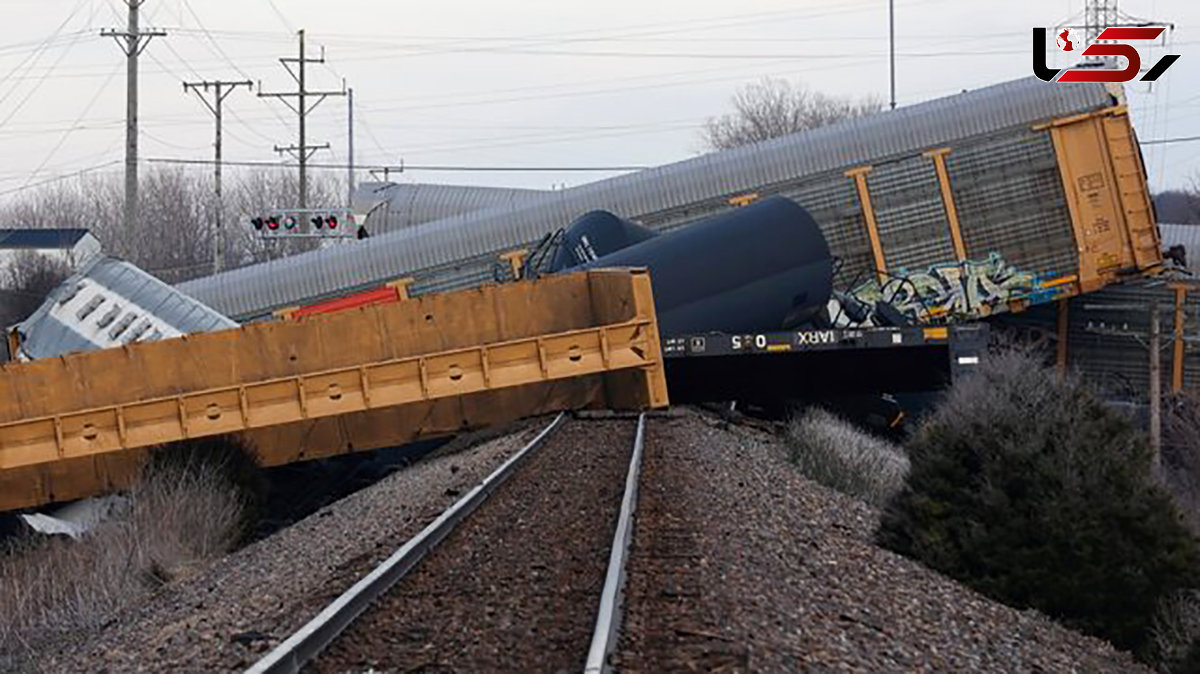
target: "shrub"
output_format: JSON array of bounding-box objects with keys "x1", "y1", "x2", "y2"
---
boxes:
[
  {"x1": 0, "y1": 436, "x2": 256, "y2": 667},
  {"x1": 876, "y1": 346, "x2": 1200, "y2": 657},
  {"x1": 785, "y1": 407, "x2": 908, "y2": 507}
]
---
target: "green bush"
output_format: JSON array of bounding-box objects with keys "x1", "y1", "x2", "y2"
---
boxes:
[{"x1": 876, "y1": 347, "x2": 1200, "y2": 656}]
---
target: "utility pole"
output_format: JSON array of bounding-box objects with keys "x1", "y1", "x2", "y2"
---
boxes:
[
  {"x1": 101, "y1": 1, "x2": 165, "y2": 232},
  {"x1": 888, "y1": 0, "x2": 896, "y2": 110},
  {"x1": 183, "y1": 79, "x2": 252, "y2": 274},
  {"x1": 259, "y1": 29, "x2": 345, "y2": 211},
  {"x1": 347, "y1": 87, "x2": 354, "y2": 212}
]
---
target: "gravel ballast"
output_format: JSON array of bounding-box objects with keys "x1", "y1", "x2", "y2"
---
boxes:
[
  {"x1": 39, "y1": 419, "x2": 551, "y2": 673},
  {"x1": 313, "y1": 417, "x2": 636, "y2": 673},
  {"x1": 31, "y1": 408, "x2": 1155, "y2": 672},
  {"x1": 616, "y1": 410, "x2": 1147, "y2": 672}
]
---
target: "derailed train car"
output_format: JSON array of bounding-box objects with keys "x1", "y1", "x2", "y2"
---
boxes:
[
  {"x1": 177, "y1": 77, "x2": 1161, "y2": 325},
  {"x1": 540, "y1": 197, "x2": 834, "y2": 336}
]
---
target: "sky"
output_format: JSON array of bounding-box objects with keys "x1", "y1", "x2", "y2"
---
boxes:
[{"x1": 0, "y1": 0, "x2": 1197, "y2": 203}]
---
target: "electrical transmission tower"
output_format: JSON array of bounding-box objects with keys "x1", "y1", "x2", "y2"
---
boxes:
[
  {"x1": 1084, "y1": 0, "x2": 1119, "y2": 60},
  {"x1": 183, "y1": 79, "x2": 252, "y2": 274},
  {"x1": 259, "y1": 29, "x2": 345, "y2": 211},
  {"x1": 1062, "y1": 0, "x2": 1174, "y2": 70},
  {"x1": 101, "y1": 0, "x2": 165, "y2": 232}
]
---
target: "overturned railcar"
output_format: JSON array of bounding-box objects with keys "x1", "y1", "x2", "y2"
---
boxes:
[
  {"x1": 548, "y1": 197, "x2": 833, "y2": 336},
  {"x1": 178, "y1": 78, "x2": 1160, "y2": 324}
]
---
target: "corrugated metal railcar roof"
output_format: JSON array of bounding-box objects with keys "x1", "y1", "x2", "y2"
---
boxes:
[
  {"x1": 13, "y1": 256, "x2": 238, "y2": 360},
  {"x1": 179, "y1": 77, "x2": 1120, "y2": 320},
  {"x1": 353, "y1": 181, "x2": 548, "y2": 233}
]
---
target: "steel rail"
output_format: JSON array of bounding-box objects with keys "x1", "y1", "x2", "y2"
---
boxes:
[
  {"x1": 244, "y1": 412, "x2": 567, "y2": 674},
  {"x1": 584, "y1": 412, "x2": 647, "y2": 674}
]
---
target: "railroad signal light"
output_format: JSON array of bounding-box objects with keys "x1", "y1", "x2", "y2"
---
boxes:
[{"x1": 254, "y1": 210, "x2": 352, "y2": 238}]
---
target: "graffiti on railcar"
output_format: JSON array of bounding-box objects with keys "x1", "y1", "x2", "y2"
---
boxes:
[{"x1": 829, "y1": 253, "x2": 1068, "y2": 327}]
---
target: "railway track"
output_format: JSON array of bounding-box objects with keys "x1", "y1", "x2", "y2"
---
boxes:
[{"x1": 246, "y1": 411, "x2": 648, "y2": 674}]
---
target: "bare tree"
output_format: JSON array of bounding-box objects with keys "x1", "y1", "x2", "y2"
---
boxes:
[
  {"x1": 0, "y1": 252, "x2": 71, "y2": 328},
  {"x1": 0, "y1": 167, "x2": 342, "y2": 285},
  {"x1": 1154, "y1": 189, "x2": 1200, "y2": 225},
  {"x1": 703, "y1": 78, "x2": 883, "y2": 150}
]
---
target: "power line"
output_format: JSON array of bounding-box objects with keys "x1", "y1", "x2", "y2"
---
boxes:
[
  {"x1": 162, "y1": 27, "x2": 1026, "y2": 45},
  {"x1": 19, "y1": 61, "x2": 123, "y2": 192},
  {"x1": 258, "y1": 29, "x2": 346, "y2": 209},
  {"x1": 149, "y1": 36, "x2": 281, "y2": 150},
  {"x1": 0, "y1": 29, "x2": 94, "y2": 57},
  {"x1": 359, "y1": 55, "x2": 881, "y2": 116},
  {"x1": 178, "y1": 0, "x2": 294, "y2": 134},
  {"x1": 142, "y1": 46, "x2": 265, "y2": 151},
  {"x1": 1141, "y1": 135, "x2": 1200, "y2": 146},
  {"x1": 0, "y1": 0, "x2": 88, "y2": 105},
  {"x1": 337, "y1": 47, "x2": 1023, "y2": 60},
  {"x1": 156, "y1": 2, "x2": 944, "y2": 66},
  {"x1": 0, "y1": 0, "x2": 96, "y2": 127},
  {"x1": 0, "y1": 160, "x2": 122, "y2": 199},
  {"x1": 265, "y1": 0, "x2": 297, "y2": 33},
  {"x1": 0, "y1": 133, "x2": 124, "y2": 183},
  {"x1": 392, "y1": 121, "x2": 701, "y2": 155},
  {"x1": 141, "y1": 128, "x2": 208, "y2": 151},
  {"x1": 355, "y1": 107, "x2": 392, "y2": 160},
  {"x1": 143, "y1": 157, "x2": 648, "y2": 172},
  {"x1": 0, "y1": 46, "x2": 1033, "y2": 84}
]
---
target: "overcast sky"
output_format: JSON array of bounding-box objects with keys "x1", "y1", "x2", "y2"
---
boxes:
[{"x1": 0, "y1": 0, "x2": 1197, "y2": 202}]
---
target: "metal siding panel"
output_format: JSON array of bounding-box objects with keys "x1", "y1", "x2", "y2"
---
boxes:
[
  {"x1": 869, "y1": 156, "x2": 956, "y2": 273},
  {"x1": 996, "y1": 281, "x2": 1198, "y2": 402},
  {"x1": 1069, "y1": 283, "x2": 1165, "y2": 400},
  {"x1": 947, "y1": 130, "x2": 1079, "y2": 277}
]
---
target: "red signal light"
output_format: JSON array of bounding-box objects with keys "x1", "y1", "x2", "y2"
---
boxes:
[
  {"x1": 266, "y1": 216, "x2": 280, "y2": 230},
  {"x1": 326, "y1": 216, "x2": 339, "y2": 230}
]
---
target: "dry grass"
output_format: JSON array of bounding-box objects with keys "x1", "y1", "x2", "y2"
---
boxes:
[
  {"x1": 0, "y1": 438, "x2": 255, "y2": 669},
  {"x1": 1152, "y1": 590, "x2": 1200, "y2": 672},
  {"x1": 784, "y1": 407, "x2": 909, "y2": 507}
]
